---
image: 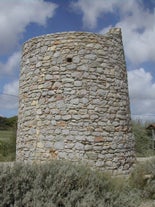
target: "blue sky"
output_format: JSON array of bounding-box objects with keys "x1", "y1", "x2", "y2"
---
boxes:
[{"x1": 0, "y1": 0, "x2": 155, "y2": 122}]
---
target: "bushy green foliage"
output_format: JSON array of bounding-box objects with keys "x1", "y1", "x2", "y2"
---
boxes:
[
  {"x1": 130, "y1": 158, "x2": 155, "y2": 200},
  {"x1": 0, "y1": 116, "x2": 17, "y2": 161},
  {"x1": 0, "y1": 116, "x2": 17, "y2": 130},
  {"x1": 132, "y1": 121, "x2": 153, "y2": 157},
  {"x1": 0, "y1": 161, "x2": 141, "y2": 207},
  {"x1": 0, "y1": 130, "x2": 16, "y2": 161}
]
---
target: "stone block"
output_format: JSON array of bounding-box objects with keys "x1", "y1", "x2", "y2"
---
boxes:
[
  {"x1": 56, "y1": 121, "x2": 67, "y2": 127},
  {"x1": 86, "y1": 152, "x2": 98, "y2": 160},
  {"x1": 62, "y1": 115, "x2": 71, "y2": 120},
  {"x1": 75, "y1": 143, "x2": 84, "y2": 150},
  {"x1": 36, "y1": 62, "x2": 42, "y2": 67},
  {"x1": 74, "y1": 81, "x2": 82, "y2": 87},
  {"x1": 54, "y1": 141, "x2": 64, "y2": 150},
  {"x1": 94, "y1": 137, "x2": 104, "y2": 142}
]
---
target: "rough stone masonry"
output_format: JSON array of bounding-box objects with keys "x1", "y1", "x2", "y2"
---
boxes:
[{"x1": 16, "y1": 28, "x2": 135, "y2": 175}]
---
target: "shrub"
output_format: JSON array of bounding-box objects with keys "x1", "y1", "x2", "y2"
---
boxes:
[
  {"x1": 0, "y1": 130, "x2": 16, "y2": 161},
  {"x1": 0, "y1": 140, "x2": 9, "y2": 157},
  {"x1": 0, "y1": 116, "x2": 17, "y2": 130},
  {"x1": 132, "y1": 121, "x2": 153, "y2": 157},
  {"x1": 0, "y1": 161, "x2": 141, "y2": 207},
  {"x1": 130, "y1": 158, "x2": 155, "y2": 200}
]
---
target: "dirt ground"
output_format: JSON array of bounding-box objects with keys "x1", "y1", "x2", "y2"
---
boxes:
[
  {"x1": 140, "y1": 201, "x2": 155, "y2": 207},
  {"x1": 136, "y1": 156, "x2": 155, "y2": 162}
]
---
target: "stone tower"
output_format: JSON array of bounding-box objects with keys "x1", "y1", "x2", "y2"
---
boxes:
[{"x1": 16, "y1": 28, "x2": 135, "y2": 175}]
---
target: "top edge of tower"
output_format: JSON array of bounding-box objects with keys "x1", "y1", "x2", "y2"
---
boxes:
[{"x1": 22, "y1": 27, "x2": 122, "y2": 46}]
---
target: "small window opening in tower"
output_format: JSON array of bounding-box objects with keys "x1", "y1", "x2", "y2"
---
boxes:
[{"x1": 67, "y1": 57, "x2": 72, "y2": 62}]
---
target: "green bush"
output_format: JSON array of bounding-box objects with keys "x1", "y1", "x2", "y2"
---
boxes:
[
  {"x1": 132, "y1": 121, "x2": 153, "y2": 157},
  {"x1": 130, "y1": 158, "x2": 155, "y2": 200},
  {"x1": 0, "y1": 161, "x2": 141, "y2": 207},
  {"x1": 0, "y1": 115, "x2": 17, "y2": 161},
  {"x1": 0, "y1": 130, "x2": 16, "y2": 161},
  {"x1": 0, "y1": 140, "x2": 9, "y2": 157},
  {"x1": 0, "y1": 116, "x2": 17, "y2": 130}
]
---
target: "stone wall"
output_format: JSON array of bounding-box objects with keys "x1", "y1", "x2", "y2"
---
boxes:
[{"x1": 16, "y1": 28, "x2": 135, "y2": 175}]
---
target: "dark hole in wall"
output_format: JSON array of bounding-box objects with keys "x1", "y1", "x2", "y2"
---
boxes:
[{"x1": 66, "y1": 57, "x2": 72, "y2": 62}]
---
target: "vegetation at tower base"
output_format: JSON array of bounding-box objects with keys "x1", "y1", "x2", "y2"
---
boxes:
[{"x1": 0, "y1": 160, "x2": 142, "y2": 207}]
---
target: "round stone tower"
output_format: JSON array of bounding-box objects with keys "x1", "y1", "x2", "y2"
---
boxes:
[{"x1": 16, "y1": 28, "x2": 135, "y2": 175}]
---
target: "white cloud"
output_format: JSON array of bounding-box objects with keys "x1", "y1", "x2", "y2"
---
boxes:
[
  {"x1": 0, "y1": 51, "x2": 21, "y2": 75},
  {"x1": 116, "y1": 8, "x2": 155, "y2": 64},
  {"x1": 0, "y1": 80, "x2": 19, "y2": 110},
  {"x1": 128, "y1": 68, "x2": 155, "y2": 121},
  {"x1": 3, "y1": 80, "x2": 19, "y2": 96},
  {"x1": 0, "y1": 0, "x2": 58, "y2": 116},
  {"x1": 0, "y1": 51, "x2": 20, "y2": 115},
  {"x1": 72, "y1": 0, "x2": 121, "y2": 28},
  {"x1": 0, "y1": 0, "x2": 58, "y2": 54},
  {"x1": 0, "y1": 94, "x2": 18, "y2": 110},
  {"x1": 73, "y1": 0, "x2": 155, "y2": 64}
]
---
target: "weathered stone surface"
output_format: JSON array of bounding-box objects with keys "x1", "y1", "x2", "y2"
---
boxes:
[
  {"x1": 54, "y1": 141, "x2": 64, "y2": 150},
  {"x1": 75, "y1": 143, "x2": 84, "y2": 150},
  {"x1": 45, "y1": 74, "x2": 52, "y2": 80},
  {"x1": 36, "y1": 62, "x2": 42, "y2": 67},
  {"x1": 17, "y1": 29, "x2": 135, "y2": 175},
  {"x1": 73, "y1": 56, "x2": 80, "y2": 63},
  {"x1": 74, "y1": 81, "x2": 82, "y2": 87},
  {"x1": 71, "y1": 98, "x2": 79, "y2": 105},
  {"x1": 62, "y1": 115, "x2": 71, "y2": 120}
]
